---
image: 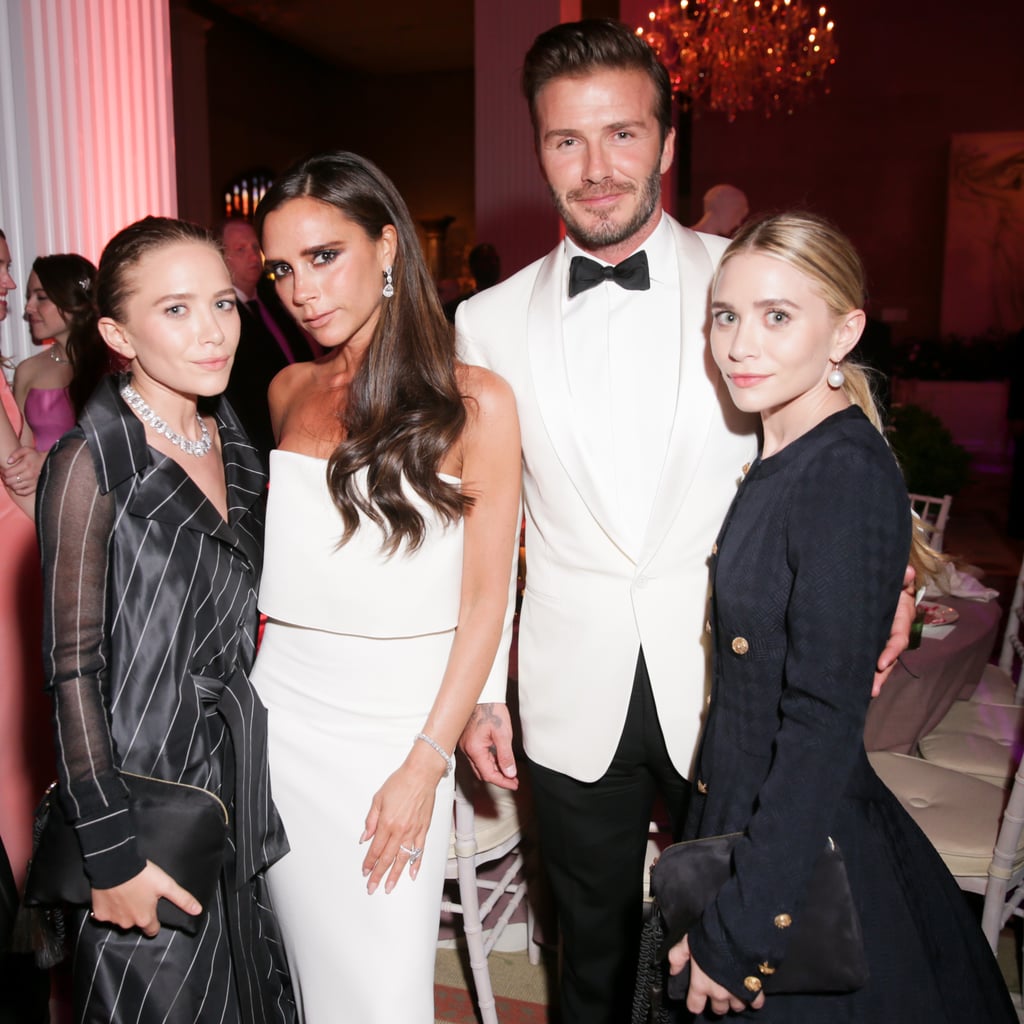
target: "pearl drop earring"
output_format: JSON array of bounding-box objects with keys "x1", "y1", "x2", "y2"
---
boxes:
[{"x1": 827, "y1": 361, "x2": 846, "y2": 389}]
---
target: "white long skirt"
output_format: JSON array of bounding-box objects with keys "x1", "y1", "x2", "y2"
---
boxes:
[{"x1": 252, "y1": 619, "x2": 455, "y2": 1024}]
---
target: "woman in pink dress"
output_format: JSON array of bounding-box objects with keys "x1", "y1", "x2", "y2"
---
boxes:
[
  {"x1": 3, "y1": 252, "x2": 108, "y2": 500},
  {"x1": 0, "y1": 229, "x2": 48, "y2": 885},
  {"x1": 0, "y1": 227, "x2": 52, "y2": 1019}
]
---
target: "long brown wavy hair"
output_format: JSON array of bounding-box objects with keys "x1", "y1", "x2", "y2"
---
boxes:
[{"x1": 255, "y1": 151, "x2": 470, "y2": 554}]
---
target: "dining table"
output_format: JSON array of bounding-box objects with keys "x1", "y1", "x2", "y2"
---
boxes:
[{"x1": 863, "y1": 594, "x2": 1002, "y2": 754}]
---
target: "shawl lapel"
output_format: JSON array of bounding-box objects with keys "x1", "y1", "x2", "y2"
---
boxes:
[
  {"x1": 638, "y1": 221, "x2": 720, "y2": 565},
  {"x1": 527, "y1": 245, "x2": 635, "y2": 558}
]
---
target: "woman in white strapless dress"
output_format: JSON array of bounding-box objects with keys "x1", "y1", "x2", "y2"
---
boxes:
[{"x1": 252, "y1": 152, "x2": 521, "y2": 1023}]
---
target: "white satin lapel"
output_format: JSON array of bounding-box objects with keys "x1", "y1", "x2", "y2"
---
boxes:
[
  {"x1": 527, "y1": 246, "x2": 635, "y2": 559},
  {"x1": 640, "y1": 222, "x2": 724, "y2": 563}
]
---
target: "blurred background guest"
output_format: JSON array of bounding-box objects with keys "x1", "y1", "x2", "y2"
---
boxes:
[
  {"x1": 0, "y1": 227, "x2": 51, "y2": 1024},
  {"x1": 692, "y1": 183, "x2": 750, "y2": 238},
  {"x1": 5, "y1": 253, "x2": 108, "y2": 499},
  {"x1": 219, "y1": 217, "x2": 314, "y2": 464},
  {"x1": 443, "y1": 242, "x2": 501, "y2": 323}
]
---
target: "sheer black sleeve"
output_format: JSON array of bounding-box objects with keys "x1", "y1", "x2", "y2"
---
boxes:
[{"x1": 37, "y1": 436, "x2": 146, "y2": 889}]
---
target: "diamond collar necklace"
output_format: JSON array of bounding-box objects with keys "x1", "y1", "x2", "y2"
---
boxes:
[{"x1": 120, "y1": 380, "x2": 213, "y2": 458}]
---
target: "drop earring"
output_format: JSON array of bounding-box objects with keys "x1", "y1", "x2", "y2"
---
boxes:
[
  {"x1": 827, "y1": 361, "x2": 846, "y2": 389},
  {"x1": 382, "y1": 266, "x2": 394, "y2": 298}
]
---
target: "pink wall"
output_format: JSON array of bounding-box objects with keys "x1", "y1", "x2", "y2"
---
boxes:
[{"x1": 686, "y1": 0, "x2": 1024, "y2": 341}]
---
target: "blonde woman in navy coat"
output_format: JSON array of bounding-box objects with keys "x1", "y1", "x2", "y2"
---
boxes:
[
  {"x1": 36, "y1": 217, "x2": 294, "y2": 1023},
  {"x1": 667, "y1": 212, "x2": 1016, "y2": 1023}
]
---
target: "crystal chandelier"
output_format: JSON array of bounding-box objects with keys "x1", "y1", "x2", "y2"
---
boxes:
[{"x1": 637, "y1": 0, "x2": 839, "y2": 120}]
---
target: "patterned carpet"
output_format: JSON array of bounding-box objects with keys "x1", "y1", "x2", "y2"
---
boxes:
[
  {"x1": 434, "y1": 947, "x2": 554, "y2": 1024},
  {"x1": 437, "y1": 933, "x2": 1021, "y2": 1024}
]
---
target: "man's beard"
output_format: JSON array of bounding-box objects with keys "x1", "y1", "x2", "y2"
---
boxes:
[{"x1": 552, "y1": 163, "x2": 662, "y2": 252}]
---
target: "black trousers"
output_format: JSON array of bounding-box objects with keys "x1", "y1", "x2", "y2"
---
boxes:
[{"x1": 528, "y1": 650, "x2": 691, "y2": 1024}]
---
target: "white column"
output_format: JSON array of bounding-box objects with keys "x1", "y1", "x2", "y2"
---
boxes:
[{"x1": 0, "y1": 0, "x2": 176, "y2": 364}]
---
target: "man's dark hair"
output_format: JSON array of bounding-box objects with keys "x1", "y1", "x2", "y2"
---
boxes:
[{"x1": 521, "y1": 18, "x2": 673, "y2": 145}]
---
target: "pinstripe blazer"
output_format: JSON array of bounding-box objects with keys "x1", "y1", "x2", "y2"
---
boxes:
[{"x1": 37, "y1": 375, "x2": 287, "y2": 890}]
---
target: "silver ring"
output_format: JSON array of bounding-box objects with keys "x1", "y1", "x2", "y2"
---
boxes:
[{"x1": 399, "y1": 843, "x2": 423, "y2": 862}]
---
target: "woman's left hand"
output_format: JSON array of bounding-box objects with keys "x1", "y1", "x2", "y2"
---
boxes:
[
  {"x1": 668, "y1": 935, "x2": 765, "y2": 1015},
  {"x1": 360, "y1": 751, "x2": 442, "y2": 894},
  {"x1": 3, "y1": 445, "x2": 44, "y2": 496}
]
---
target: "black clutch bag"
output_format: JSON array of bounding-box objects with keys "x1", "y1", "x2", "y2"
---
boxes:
[
  {"x1": 652, "y1": 832, "x2": 868, "y2": 998},
  {"x1": 24, "y1": 773, "x2": 229, "y2": 936}
]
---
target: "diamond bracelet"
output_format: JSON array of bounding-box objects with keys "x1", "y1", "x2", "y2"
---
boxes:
[{"x1": 414, "y1": 732, "x2": 454, "y2": 777}]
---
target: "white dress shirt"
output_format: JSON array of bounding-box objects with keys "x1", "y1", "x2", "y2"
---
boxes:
[{"x1": 561, "y1": 214, "x2": 681, "y2": 558}]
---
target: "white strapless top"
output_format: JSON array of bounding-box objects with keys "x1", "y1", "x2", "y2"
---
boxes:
[{"x1": 259, "y1": 450, "x2": 464, "y2": 638}]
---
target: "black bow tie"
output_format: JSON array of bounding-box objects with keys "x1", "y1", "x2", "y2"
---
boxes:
[{"x1": 568, "y1": 250, "x2": 650, "y2": 298}]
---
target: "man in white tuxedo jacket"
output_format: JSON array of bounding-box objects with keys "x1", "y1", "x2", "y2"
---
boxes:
[
  {"x1": 457, "y1": 21, "x2": 756, "y2": 1022},
  {"x1": 457, "y1": 19, "x2": 904, "y2": 1024}
]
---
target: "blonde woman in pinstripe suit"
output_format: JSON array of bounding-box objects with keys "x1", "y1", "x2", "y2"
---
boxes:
[{"x1": 36, "y1": 218, "x2": 295, "y2": 1023}]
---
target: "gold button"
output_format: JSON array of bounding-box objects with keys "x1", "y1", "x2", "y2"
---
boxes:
[
  {"x1": 705, "y1": 619, "x2": 712, "y2": 634},
  {"x1": 774, "y1": 913, "x2": 792, "y2": 929},
  {"x1": 743, "y1": 976, "x2": 762, "y2": 993},
  {"x1": 731, "y1": 636, "x2": 749, "y2": 655},
  {"x1": 742, "y1": 462, "x2": 751, "y2": 475},
  {"x1": 696, "y1": 779, "x2": 708, "y2": 794},
  {"x1": 758, "y1": 962, "x2": 776, "y2": 975},
  {"x1": 712, "y1": 542, "x2": 718, "y2": 555}
]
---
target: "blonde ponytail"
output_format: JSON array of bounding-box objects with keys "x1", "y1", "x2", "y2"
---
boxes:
[{"x1": 841, "y1": 361, "x2": 946, "y2": 587}]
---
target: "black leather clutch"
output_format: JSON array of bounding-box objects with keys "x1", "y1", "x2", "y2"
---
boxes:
[
  {"x1": 652, "y1": 832, "x2": 868, "y2": 997},
  {"x1": 24, "y1": 773, "x2": 228, "y2": 936}
]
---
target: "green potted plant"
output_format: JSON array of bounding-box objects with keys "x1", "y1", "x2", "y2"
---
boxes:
[{"x1": 887, "y1": 403, "x2": 971, "y2": 496}]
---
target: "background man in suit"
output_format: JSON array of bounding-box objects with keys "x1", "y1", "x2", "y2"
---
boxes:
[
  {"x1": 443, "y1": 242, "x2": 501, "y2": 322},
  {"x1": 218, "y1": 218, "x2": 314, "y2": 461},
  {"x1": 456, "y1": 20, "x2": 910, "y2": 1024}
]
